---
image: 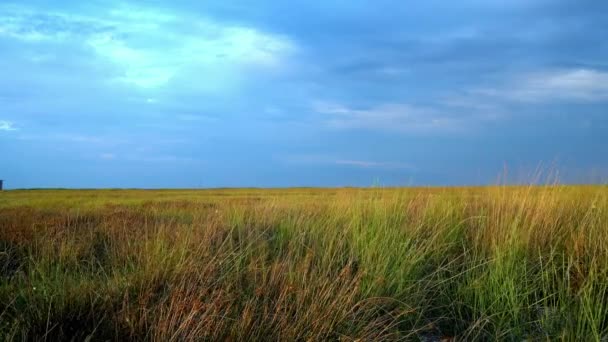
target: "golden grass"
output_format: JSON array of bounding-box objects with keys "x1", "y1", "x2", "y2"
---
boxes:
[{"x1": 0, "y1": 185, "x2": 607, "y2": 340}]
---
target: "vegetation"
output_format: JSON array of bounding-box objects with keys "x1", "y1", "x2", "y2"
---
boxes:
[{"x1": 1, "y1": 186, "x2": 607, "y2": 340}]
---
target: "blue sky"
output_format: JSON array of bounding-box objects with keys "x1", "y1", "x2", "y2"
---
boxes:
[{"x1": 1, "y1": 0, "x2": 607, "y2": 188}]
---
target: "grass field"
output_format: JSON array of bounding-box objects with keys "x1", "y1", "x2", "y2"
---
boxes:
[{"x1": 1, "y1": 186, "x2": 607, "y2": 340}]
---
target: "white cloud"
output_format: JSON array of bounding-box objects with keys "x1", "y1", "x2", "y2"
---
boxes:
[
  {"x1": 313, "y1": 101, "x2": 461, "y2": 132},
  {"x1": 99, "y1": 152, "x2": 200, "y2": 163},
  {"x1": 282, "y1": 154, "x2": 414, "y2": 170},
  {"x1": 0, "y1": 120, "x2": 17, "y2": 131},
  {"x1": 123, "y1": 155, "x2": 200, "y2": 163},
  {"x1": 17, "y1": 133, "x2": 127, "y2": 147},
  {"x1": 472, "y1": 69, "x2": 608, "y2": 103},
  {"x1": 0, "y1": 3, "x2": 296, "y2": 89},
  {"x1": 335, "y1": 160, "x2": 413, "y2": 170},
  {"x1": 87, "y1": 25, "x2": 294, "y2": 88},
  {"x1": 312, "y1": 69, "x2": 608, "y2": 134},
  {"x1": 0, "y1": 5, "x2": 102, "y2": 42},
  {"x1": 176, "y1": 114, "x2": 217, "y2": 122},
  {"x1": 100, "y1": 153, "x2": 116, "y2": 160}
]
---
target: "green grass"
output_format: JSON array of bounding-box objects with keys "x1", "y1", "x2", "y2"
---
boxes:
[{"x1": 0, "y1": 186, "x2": 607, "y2": 340}]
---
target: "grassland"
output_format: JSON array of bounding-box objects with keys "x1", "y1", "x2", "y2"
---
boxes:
[{"x1": 1, "y1": 186, "x2": 607, "y2": 340}]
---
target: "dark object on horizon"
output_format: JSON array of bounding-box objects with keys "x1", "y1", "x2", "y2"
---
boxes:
[{"x1": 0, "y1": 180, "x2": 3, "y2": 191}]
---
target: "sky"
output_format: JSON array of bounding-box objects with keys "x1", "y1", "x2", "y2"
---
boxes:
[{"x1": 1, "y1": 0, "x2": 607, "y2": 188}]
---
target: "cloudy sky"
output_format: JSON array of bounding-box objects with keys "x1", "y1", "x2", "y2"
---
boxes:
[{"x1": 1, "y1": 0, "x2": 607, "y2": 188}]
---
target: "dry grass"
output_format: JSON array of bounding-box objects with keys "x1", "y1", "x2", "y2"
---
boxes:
[{"x1": 0, "y1": 185, "x2": 607, "y2": 340}]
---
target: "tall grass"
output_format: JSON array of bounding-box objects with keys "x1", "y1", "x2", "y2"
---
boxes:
[{"x1": 0, "y1": 185, "x2": 607, "y2": 340}]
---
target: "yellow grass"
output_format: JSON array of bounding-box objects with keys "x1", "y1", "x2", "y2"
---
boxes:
[{"x1": 0, "y1": 185, "x2": 607, "y2": 340}]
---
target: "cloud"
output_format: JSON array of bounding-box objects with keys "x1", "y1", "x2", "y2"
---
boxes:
[
  {"x1": 282, "y1": 154, "x2": 413, "y2": 170},
  {"x1": 334, "y1": 160, "x2": 413, "y2": 170},
  {"x1": 16, "y1": 133, "x2": 128, "y2": 147},
  {"x1": 0, "y1": 120, "x2": 17, "y2": 131},
  {"x1": 100, "y1": 153, "x2": 115, "y2": 160},
  {"x1": 121, "y1": 154, "x2": 201, "y2": 164},
  {"x1": 0, "y1": 4, "x2": 111, "y2": 42},
  {"x1": 98, "y1": 152, "x2": 195, "y2": 163},
  {"x1": 313, "y1": 101, "x2": 463, "y2": 132},
  {"x1": 472, "y1": 69, "x2": 608, "y2": 103},
  {"x1": 0, "y1": 3, "x2": 296, "y2": 89}
]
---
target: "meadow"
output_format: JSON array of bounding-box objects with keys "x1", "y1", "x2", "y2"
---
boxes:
[{"x1": 0, "y1": 185, "x2": 607, "y2": 341}]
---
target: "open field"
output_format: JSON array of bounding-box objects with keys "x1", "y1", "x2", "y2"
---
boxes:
[{"x1": 1, "y1": 186, "x2": 607, "y2": 340}]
